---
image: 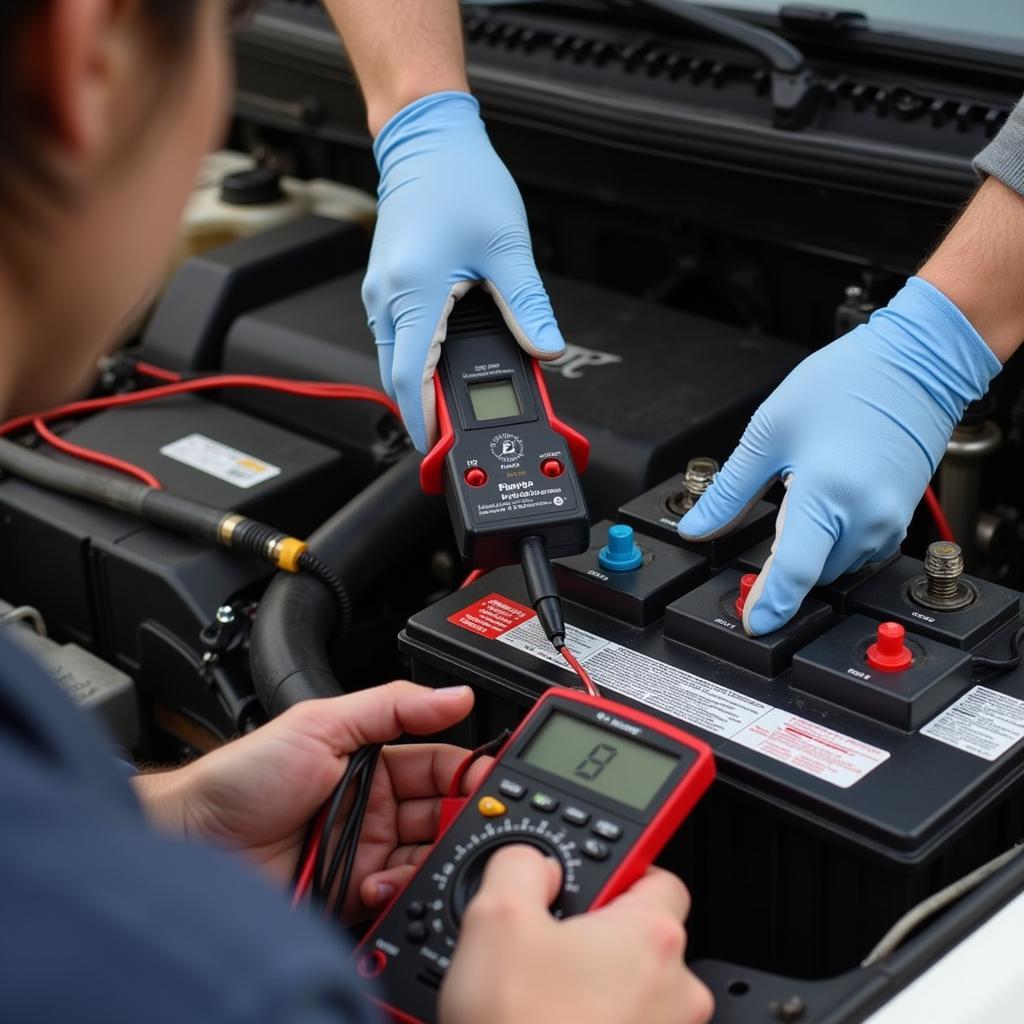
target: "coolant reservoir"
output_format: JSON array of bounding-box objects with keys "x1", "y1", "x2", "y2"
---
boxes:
[{"x1": 177, "y1": 151, "x2": 377, "y2": 265}]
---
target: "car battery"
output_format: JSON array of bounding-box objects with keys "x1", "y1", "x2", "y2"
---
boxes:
[{"x1": 400, "y1": 524, "x2": 1024, "y2": 980}]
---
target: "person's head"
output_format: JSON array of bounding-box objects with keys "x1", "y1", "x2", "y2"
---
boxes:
[{"x1": 0, "y1": 1, "x2": 247, "y2": 415}]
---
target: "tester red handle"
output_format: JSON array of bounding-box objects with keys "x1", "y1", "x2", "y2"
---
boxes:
[{"x1": 420, "y1": 376, "x2": 456, "y2": 495}]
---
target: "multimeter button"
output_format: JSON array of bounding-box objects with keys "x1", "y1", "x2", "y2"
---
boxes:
[
  {"x1": 583, "y1": 839, "x2": 610, "y2": 861},
  {"x1": 498, "y1": 779, "x2": 526, "y2": 800},
  {"x1": 562, "y1": 806, "x2": 590, "y2": 827},
  {"x1": 357, "y1": 950, "x2": 388, "y2": 979},
  {"x1": 406, "y1": 921, "x2": 429, "y2": 943},
  {"x1": 477, "y1": 796, "x2": 507, "y2": 817},
  {"x1": 464, "y1": 467, "x2": 487, "y2": 487},
  {"x1": 541, "y1": 458, "x2": 564, "y2": 478},
  {"x1": 592, "y1": 819, "x2": 622, "y2": 841},
  {"x1": 531, "y1": 792, "x2": 559, "y2": 812},
  {"x1": 406, "y1": 900, "x2": 427, "y2": 920}
]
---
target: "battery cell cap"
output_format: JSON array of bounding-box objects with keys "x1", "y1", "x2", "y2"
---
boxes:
[
  {"x1": 598, "y1": 524, "x2": 644, "y2": 572},
  {"x1": 464, "y1": 467, "x2": 487, "y2": 487},
  {"x1": 866, "y1": 622, "x2": 913, "y2": 672},
  {"x1": 541, "y1": 458, "x2": 564, "y2": 478},
  {"x1": 735, "y1": 573, "x2": 757, "y2": 618}
]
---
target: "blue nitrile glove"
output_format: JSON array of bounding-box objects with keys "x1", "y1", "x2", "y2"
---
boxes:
[
  {"x1": 679, "y1": 276, "x2": 1001, "y2": 635},
  {"x1": 363, "y1": 91, "x2": 565, "y2": 452}
]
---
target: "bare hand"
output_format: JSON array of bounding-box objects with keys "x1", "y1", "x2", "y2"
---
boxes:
[{"x1": 440, "y1": 845, "x2": 714, "y2": 1024}]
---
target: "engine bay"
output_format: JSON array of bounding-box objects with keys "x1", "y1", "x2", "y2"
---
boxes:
[{"x1": 4, "y1": 3, "x2": 1024, "y2": 1022}]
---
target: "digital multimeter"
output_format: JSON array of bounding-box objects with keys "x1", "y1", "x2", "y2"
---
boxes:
[
  {"x1": 354, "y1": 689, "x2": 716, "y2": 1023},
  {"x1": 420, "y1": 290, "x2": 591, "y2": 569}
]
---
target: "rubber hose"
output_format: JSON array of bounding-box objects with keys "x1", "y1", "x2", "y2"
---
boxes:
[
  {"x1": 0, "y1": 438, "x2": 149, "y2": 515},
  {"x1": 250, "y1": 452, "x2": 445, "y2": 715},
  {"x1": 0, "y1": 439, "x2": 226, "y2": 544}
]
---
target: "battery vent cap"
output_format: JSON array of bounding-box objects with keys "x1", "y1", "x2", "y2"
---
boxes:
[
  {"x1": 866, "y1": 622, "x2": 913, "y2": 672},
  {"x1": 598, "y1": 524, "x2": 644, "y2": 572}
]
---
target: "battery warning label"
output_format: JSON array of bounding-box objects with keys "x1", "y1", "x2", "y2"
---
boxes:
[
  {"x1": 160, "y1": 434, "x2": 281, "y2": 489},
  {"x1": 449, "y1": 596, "x2": 889, "y2": 788},
  {"x1": 921, "y1": 686, "x2": 1024, "y2": 761},
  {"x1": 447, "y1": 594, "x2": 536, "y2": 640},
  {"x1": 731, "y1": 709, "x2": 889, "y2": 789}
]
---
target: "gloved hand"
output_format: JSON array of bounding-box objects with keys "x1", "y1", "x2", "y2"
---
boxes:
[
  {"x1": 364, "y1": 91, "x2": 565, "y2": 452},
  {"x1": 679, "y1": 276, "x2": 1001, "y2": 635}
]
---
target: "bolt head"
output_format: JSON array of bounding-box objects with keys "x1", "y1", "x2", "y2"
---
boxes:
[
  {"x1": 216, "y1": 605, "x2": 236, "y2": 625},
  {"x1": 770, "y1": 995, "x2": 807, "y2": 1021}
]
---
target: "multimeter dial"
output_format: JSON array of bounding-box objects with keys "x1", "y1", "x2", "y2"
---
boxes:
[{"x1": 438, "y1": 819, "x2": 580, "y2": 925}]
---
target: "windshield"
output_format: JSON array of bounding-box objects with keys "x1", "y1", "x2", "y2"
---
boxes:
[{"x1": 709, "y1": 1, "x2": 1024, "y2": 47}]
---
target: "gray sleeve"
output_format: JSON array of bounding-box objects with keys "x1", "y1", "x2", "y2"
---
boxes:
[{"x1": 973, "y1": 94, "x2": 1024, "y2": 196}]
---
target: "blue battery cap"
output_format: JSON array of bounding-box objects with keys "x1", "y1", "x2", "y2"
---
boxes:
[{"x1": 598, "y1": 524, "x2": 644, "y2": 572}]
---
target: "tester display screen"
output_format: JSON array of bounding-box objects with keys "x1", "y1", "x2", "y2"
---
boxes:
[
  {"x1": 468, "y1": 379, "x2": 521, "y2": 421},
  {"x1": 520, "y1": 712, "x2": 678, "y2": 810}
]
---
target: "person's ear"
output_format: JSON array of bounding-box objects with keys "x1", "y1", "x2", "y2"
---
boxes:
[{"x1": 23, "y1": 0, "x2": 124, "y2": 160}]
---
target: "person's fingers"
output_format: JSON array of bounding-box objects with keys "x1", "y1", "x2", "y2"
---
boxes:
[
  {"x1": 383, "y1": 744, "x2": 472, "y2": 801},
  {"x1": 482, "y1": 263, "x2": 565, "y2": 359},
  {"x1": 395, "y1": 796, "x2": 446, "y2": 845},
  {"x1": 359, "y1": 863, "x2": 419, "y2": 909},
  {"x1": 604, "y1": 866, "x2": 692, "y2": 923},
  {"x1": 362, "y1": 270, "x2": 397, "y2": 400},
  {"x1": 681, "y1": 975, "x2": 716, "y2": 1024},
  {"x1": 678, "y1": 418, "x2": 777, "y2": 541},
  {"x1": 818, "y1": 532, "x2": 877, "y2": 586},
  {"x1": 292, "y1": 682, "x2": 474, "y2": 754},
  {"x1": 382, "y1": 745, "x2": 494, "y2": 802},
  {"x1": 460, "y1": 755, "x2": 495, "y2": 795},
  {"x1": 743, "y1": 476, "x2": 837, "y2": 635},
  {"x1": 376, "y1": 342, "x2": 397, "y2": 401},
  {"x1": 390, "y1": 280, "x2": 474, "y2": 452},
  {"x1": 469, "y1": 844, "x2": 563, "y2": 915}
]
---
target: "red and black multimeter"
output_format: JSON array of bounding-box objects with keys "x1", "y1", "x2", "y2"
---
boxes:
[
  {"x1": 419, "y1": 289, "x2": 591, "y2": 569},
  {"x1": 354, "y1": 688, "x2": 716, "y2": 1023}
]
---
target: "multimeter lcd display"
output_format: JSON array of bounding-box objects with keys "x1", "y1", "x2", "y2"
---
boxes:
[
  {"x1": 467, "y1": 379, "x2": 521, "y2": 421},
  {"x1": 520, "y1": 712, "x2": 678, "y2": 810}
]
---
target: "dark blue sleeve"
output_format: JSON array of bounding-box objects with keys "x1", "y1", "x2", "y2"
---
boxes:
[{"x1": 0, "y1": 633, "x2": 378, "y2": 1024}]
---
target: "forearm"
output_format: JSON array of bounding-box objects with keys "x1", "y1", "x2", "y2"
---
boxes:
[
  {"x1": 918, "y1": 175, "x2": 1024, "y2": 363},
  {"x1": 324, "y1": 0, "x2": 469, "y2": 136},
  {"x1": 974, "y1": 95, "x2": 1024, "y2": 200}
]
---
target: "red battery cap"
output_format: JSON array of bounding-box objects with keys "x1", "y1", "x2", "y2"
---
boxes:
[
  {"x1": 734, "y1": 573, "x2": 757, "y2": 618},
  {"x1": 541, "y1": 458, "x2": 564, "y2": 478},
  {"x1": 866, "y1": 622, "x2": 913, "y2": 673},
  {"x1": 464, "y1": 467, "x2": 487, "y2": 487}
]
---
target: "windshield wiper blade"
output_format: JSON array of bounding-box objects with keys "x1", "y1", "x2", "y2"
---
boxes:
[{"x1": 626, "y1": 0, "x2": 824, "y2": 129}]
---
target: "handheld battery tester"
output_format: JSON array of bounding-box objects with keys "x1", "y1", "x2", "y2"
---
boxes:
[
  {"x1": 419, "y1": 289, "x2": 591, "y2": 570},
  {"x1": 354, "y1": 688, "x2": 715, "y2": 1023}
]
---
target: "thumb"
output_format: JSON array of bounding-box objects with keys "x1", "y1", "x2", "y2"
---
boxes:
[
  {"x1": 743, "y1": 475, "x2": 836, "y2": 635},
  {"x1": 297, "y1": 682, "x2": 474, "y2": 754},
  {"x1": 391, "y1": 282, "x2": 474, "y2": 452},
  {"x1": 474, "y1": 845, "x2": 563, "y2": 911},
  {"x1": 678, "y1": 418, "x2": 777, "y2": 541},
  {"x1": 483, "y1": 265, "x2": 565, "y2": 360}
]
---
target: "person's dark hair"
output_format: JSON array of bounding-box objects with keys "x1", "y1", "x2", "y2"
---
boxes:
[{"x1": 0, "y1": 1, "x2": 214, "y2": 222}]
